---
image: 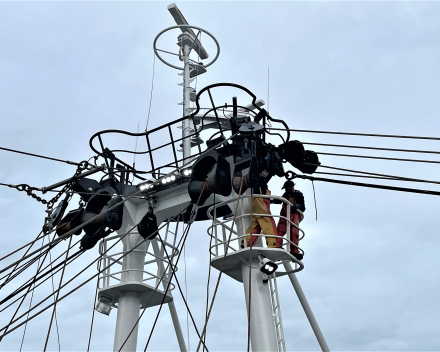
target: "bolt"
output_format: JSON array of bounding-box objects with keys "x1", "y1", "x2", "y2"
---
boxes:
[{"x1": 88, "y1": 187, "x2": 93, "y2": 192}]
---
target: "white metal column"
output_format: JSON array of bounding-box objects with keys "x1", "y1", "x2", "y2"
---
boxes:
[
  {"x1": 113, "y1": 231, "x2": 147, "y2": 352},
  {"x1": 283, "y1": 262, "x2": 330, "y2": 352},
  {"x1": 182, "y1": 41, "x2": 193, "y2": 164},
  {"x1": 241, "y1": 261, "x2": 279, "y2": 352},
  {"x1": 237, "y1": 194, "x2": 279, "y2": 351},
  {"x1": 151, "y1": 239, "x2": 187, "y2": 352}
]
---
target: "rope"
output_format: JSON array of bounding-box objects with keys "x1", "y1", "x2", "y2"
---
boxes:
[{"x1": 195, "y1": 177, "x2": 244, "y2": 352}]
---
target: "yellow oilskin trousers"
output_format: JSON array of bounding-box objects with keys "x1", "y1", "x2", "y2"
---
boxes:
[{"x1": 245, "y1": 191, "x2": 279, "y2": 248}]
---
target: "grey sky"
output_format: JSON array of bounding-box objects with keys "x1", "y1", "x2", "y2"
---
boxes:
[{"x1": 1, "y1": 1, "x2": 440, "y2": 351}]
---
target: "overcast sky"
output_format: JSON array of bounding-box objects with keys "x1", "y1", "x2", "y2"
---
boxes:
[{"x1": 1, "y1": 1, "x2": 440, "y2": 351}]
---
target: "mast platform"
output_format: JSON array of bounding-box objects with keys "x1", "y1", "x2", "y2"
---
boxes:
[
  {"x1": 210, "y1": 247, "x2": 302, "y2": 282},
  {"x1": 98, "y1": 282, "x2": 173, "y2": 309}
]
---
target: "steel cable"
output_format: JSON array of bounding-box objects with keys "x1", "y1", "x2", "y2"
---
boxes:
[
  {"x1": 0, "y1": 206, "x2": 189, "y2": 339},
  {"x1": 0, "y1": 146, "x2": 81, "y2": 166},
  {"x1": 303, "y1": 141, "x2": 440, "y2": 155},
  {"x1": 43, "y1": 236, "x2": 73, "y2": 351},
  {"x1": 316, "y1": 151, "x2": 440, "y2": 165},
  {"x1": 268, "y1": 127, "x2": 440, "y2": 141}
]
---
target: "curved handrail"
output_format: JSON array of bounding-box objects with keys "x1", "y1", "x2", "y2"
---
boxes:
[{"x1": 205, "y1": 193, "x2": 306, "y2": 276}]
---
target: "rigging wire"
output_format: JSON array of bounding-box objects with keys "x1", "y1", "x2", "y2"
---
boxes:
[
  {"x1": 0, "y1": 146, "x2": 81, "y2": 166},
  {"x1": 303, "y1": 141, "x2": 440, "y2": 155},
  {"x1": 141, "y1": 224, "x2": 210, "y2": 352},
  {"x1": 203, "y1": 193, "x2": 215, "y2": 352},
  {"x1": 86, "y1": 249, "x2": 103, "y2": 352},
  {"x1": 1, "y1": 134, "x2": 238, "y2": 340},
  {"x1": 146, "y1": 52, "x2": 156, "y2": 132},
  {"x1": 0, "y1": 132, "x2": 238, "y2": 274},
  {"x1": 183, "y1": 239, "x2": 190, "y2": 352},
  {"x1": 46, "y1": 243, "x2": 61, "y2": 352},
  {"x1": 267, "y1": 127, "x2": 440, "y2": 141},
  {"x1": 142, "y1": 225, "x2": 193, "y2": 351},
  {"x1": 19, "y1": 235, "x2": 46, "y2": 352},
  {"x1": 0, "y1": 249, "x2": 83, "y2": 315},
  {"x1": 0, "y1": 208, "x2": 188, "y2": 339},
  {"x1": 315, "y1": 151, "x2": 440, "y2": 165},
  {"x1": 123, "y1": 188, "x2": 209, "y2": 352},
  {"x1": 118, "y1": 215, "x2": 209, "y2": 351},
  {"x1": 311, "y1": 181, "x2": 318, "y2": 221},
  {"x1": 195, "y1": 177, "x2": 244, "y2": 352},
  {"x1": 0, "y1": 189, "x2": 141, "y2": 275},
  {"x1": 0, "y1": 232, "x2": 58, "y2": 342},
  {"x1": 293, "y1": 173, "x2": 440, "y2": 197},
  {"x1": 1, "y1": 231, "x2": 45, "y2": 287},
  {"x1": 43, "y1": 236, "x2": 73, "y2": 352},
  {"x1": 317, "y1": 164, "x2": 440, "y2": 186},
  {"x1": 151, "y1": 232, "x2": 210, "y2": 352},
  {"x1": 247, "y1": 189, "x2": 254, "y2": 352},
  {"x1": 1, "y1": 238, "x2": 81, "y2": 303}
]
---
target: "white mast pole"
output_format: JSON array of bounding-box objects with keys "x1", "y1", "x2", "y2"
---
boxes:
[
  {"x1": 113, "y1": 230, "x2": 147, "y2": 352},
  {"x1": 237, "y1": 195, "x2": 279, "y2": 351},
  {"x1": 182, "y1": 40, "x2": 193, "y2": 164}
]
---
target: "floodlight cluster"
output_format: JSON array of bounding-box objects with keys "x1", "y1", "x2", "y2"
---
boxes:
[
  {"x1": 182, "y1": 168, "x2": 192, "y2": 176},
  {"x1": 263, "y1": 264, "x2": 275, "y2": 273},
  {"x1": 161, "y1": 175, "x2": 177, "y2": 184},
  {"x1": 138, "y1": 182, "x2": 155, "y2": 192}
]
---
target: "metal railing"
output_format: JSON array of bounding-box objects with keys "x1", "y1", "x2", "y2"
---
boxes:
[
  {"x1": 206, "y1": 194, "x2": 305, "y2": 274},
  {"x1": 97, "y1": 231, "x2": 180, "y2": 292}
]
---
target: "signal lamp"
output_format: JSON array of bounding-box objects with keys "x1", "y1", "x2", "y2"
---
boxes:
[
  {"x1": 258, "y1": 254, "x2": 278, "y2": 276},
  {"x1": 96, "y1": 296, "x2": 113, "y2": 315}
]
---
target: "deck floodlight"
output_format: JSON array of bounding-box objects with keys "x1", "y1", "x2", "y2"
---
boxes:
[
  {"x1": 96, "y1": 296, "x2": 113, "y2": 315},
  {"x1": 258, "y1": 254, "x2": 278, "y2": 276}
]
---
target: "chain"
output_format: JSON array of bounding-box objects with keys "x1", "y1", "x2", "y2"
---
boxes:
[{"x1": 14, "y1": 161, "x2": 89, "y2": 210}]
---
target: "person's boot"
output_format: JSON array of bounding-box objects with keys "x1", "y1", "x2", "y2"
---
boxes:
[{"x1": 291, "y1": 252, "x2": 304, "y2": 261}]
